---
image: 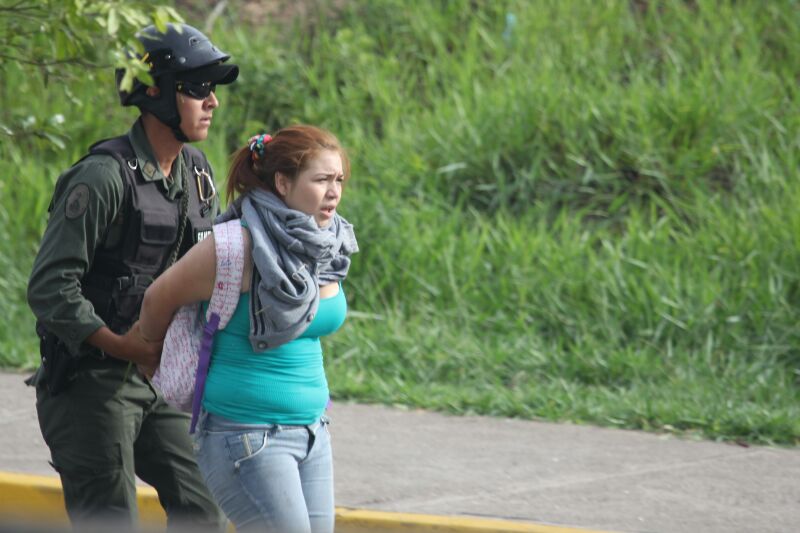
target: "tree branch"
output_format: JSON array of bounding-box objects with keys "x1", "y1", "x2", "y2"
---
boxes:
[
  {"x1": 0, "y1": 0, "x2": 43, "y2": 14},
  {"x1": 204, "y1": 0, "x2": 228, "y2": 34},
  {"x1": 0, "y1": 53, "x2": 104, "y2": 68}
]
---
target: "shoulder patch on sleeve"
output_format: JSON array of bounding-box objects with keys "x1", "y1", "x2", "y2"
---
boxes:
[{"x1": 65, "y1": 183, "x2": 90, "y2": 219}]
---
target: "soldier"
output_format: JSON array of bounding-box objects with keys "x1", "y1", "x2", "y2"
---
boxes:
[{"x1": 26, "y1": 23, "x2": 238, "y2": 529}]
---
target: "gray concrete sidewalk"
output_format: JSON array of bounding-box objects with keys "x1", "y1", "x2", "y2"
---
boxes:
[{"x1": 1, "y1": 370, "x2": 798, "y2": 532}]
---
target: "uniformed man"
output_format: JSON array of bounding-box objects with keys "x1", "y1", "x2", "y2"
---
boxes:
[{"x1": 26, "y1": 23, "x2": 238, "y2": 529}]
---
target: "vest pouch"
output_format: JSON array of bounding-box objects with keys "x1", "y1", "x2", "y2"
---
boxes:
[
  {"x1": 109, "y1": 274, "x2": 154, "y2": 333},
  {"x1": 133, "y1": 209, "x2": 179, "y2": 268}
]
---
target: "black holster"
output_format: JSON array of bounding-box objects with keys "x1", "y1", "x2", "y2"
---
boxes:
[{"x1": 35, "y1": 324, "x2": 79, "y2": 395}]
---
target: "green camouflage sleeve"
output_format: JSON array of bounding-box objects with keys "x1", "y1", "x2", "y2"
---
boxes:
[{"x1": 27, "y1": 155, "x2": 124, "y2": 356}]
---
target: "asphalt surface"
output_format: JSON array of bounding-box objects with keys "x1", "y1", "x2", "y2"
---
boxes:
[{"x1": 1, "y1": 370, "x2": 798, "y2": 532}]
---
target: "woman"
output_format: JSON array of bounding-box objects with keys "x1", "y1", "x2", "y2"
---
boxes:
[{"x1": 137, "y1": 125, "x2": 358, "y2": 533}]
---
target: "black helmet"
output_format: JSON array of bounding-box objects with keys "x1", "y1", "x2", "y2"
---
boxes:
[{"x1": 116, "y1": 23, "x2": 239, "y2": 141}]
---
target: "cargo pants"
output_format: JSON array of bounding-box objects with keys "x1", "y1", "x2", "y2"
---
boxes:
[{"x1": 35, "y1": 355, "x2": 225, "y2": 530}]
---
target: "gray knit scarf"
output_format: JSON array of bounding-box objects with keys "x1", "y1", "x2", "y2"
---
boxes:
[{"x1": 216, "y1": 189, "x2": 358, "y2": 351}]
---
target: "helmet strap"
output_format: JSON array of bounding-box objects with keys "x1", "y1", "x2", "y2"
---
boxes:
[
  {"x1": 127, "y1": 73, "x2": 192, "y2": 142},
  {"x1": 171, "y1": 124, "x2": 190, "y2": 143},
  {"x1": 166, "y1": 79, "x2": 191, "y2": 143}
]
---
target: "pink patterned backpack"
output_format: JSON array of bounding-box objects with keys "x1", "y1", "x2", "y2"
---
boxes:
[{"x1": 151, "y1": 219, "x2": 244, "y2": 432}]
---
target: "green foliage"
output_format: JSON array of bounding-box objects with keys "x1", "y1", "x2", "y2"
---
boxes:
[
  {"x1": 3, "y1": 0, "x2": 799, "y2": 444},
  {"x1": 0, "y1": 0, "x2": 182, "y2": 146}
]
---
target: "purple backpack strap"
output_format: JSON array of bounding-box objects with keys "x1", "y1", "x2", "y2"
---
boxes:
[{"x1": 189, "y1": 313, "x2": 221, "y2": 433}]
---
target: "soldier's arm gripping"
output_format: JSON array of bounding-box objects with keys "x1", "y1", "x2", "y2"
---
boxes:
[{"x1": 27, "y1": 157, "x2": 123, "y2": 390}]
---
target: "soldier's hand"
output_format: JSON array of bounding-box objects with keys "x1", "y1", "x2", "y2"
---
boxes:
[
  {"x1": 120, "y1": 321, "x2": 163, "y2": 368},
  {"x1": 86, "y1": 324, "x2": 162, "y2": 367}
]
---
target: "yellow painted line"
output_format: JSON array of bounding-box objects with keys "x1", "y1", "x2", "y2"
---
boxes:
[{"x1": 0, "y1": 471, "x2": 612, "y2": 533}]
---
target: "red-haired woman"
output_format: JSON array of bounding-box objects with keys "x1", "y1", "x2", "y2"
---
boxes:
[{"x1": 138, "y1": 125, "x2": 358, "y2": 533}]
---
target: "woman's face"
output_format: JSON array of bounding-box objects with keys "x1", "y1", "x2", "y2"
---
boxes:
[{"x1": 276, "y1": 149, "x2": 344, "y2": 228}]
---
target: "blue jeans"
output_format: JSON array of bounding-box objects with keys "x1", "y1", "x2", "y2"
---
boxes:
[{"x1": 194, "y1": 412, "x2": 334, "y2": 533}]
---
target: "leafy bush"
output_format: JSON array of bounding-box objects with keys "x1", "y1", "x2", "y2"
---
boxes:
[{"x1": 3, "y1": 0, "x2": 798, "y2": 443}]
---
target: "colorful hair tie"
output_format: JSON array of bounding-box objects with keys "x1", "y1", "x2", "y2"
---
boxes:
[{"x1": 248, "y1": 133, "x2": 272, "y2": 161}]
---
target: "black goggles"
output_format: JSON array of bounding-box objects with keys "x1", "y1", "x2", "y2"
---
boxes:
[{"x1": 175, "y1": 80, "x2": 217, "y2": 100}]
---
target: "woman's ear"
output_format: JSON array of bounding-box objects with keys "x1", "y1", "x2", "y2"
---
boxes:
[
  {"x1": 274, "y1": 171, "x2": 290, "y2": 197},
  {"x1": 146, "y1": 86, "x2": 161, "y2": 98}
]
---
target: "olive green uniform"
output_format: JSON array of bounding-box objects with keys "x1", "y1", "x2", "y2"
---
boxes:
[{"x1": 27, "y1": 120, "x2": 224, "y2": 529}]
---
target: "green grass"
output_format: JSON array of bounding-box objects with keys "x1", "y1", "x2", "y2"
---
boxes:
[{"x1": 2, "y1": 0, "x2": 799, "y2": 444}]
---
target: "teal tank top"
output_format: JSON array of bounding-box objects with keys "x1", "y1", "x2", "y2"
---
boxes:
[{"x1": 202, "y1": 286, "x2": 347, "y2": 425}]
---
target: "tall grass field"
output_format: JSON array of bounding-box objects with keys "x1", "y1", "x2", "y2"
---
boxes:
[{"x1": 1, "y1": 0, "x2": 798, "y2": 444}]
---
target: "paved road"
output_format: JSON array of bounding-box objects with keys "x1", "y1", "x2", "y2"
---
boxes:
[{"x1": 1, "y1": 370, "x2": 798, "y2": 532}]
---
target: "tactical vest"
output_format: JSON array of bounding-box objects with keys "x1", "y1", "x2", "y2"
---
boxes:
[{"x1": 80, "y1": 136, "x2": 216, "y2": 334}]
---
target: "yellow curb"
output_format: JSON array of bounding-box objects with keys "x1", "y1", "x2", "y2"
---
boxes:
[
  {"x1": 0, "y1": 471, "x2": 166, "y2": 526},
  {"x1": 0, "y1": 471, "x2": 611, "y2": 533},
  {"x1": 334, "y1": 507, "x2": 611, "y2": 532}
]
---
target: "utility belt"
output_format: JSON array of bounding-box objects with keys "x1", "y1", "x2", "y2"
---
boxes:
[
  {"x1": 33, "y1": 271, "x2": 154, "y2": 395},
  {"x1": 33, "y1": 323, "x2": 127, "y2": 395}
]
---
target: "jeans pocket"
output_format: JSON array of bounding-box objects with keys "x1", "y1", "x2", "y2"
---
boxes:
[{"x1": 225, "y1": 431, "x2": 268, "y2": 470}]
